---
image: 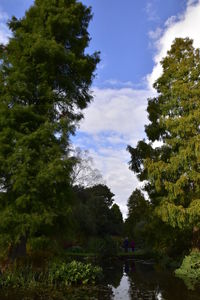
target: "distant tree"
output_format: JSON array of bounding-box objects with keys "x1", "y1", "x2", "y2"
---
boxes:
[
  {"x1": 127, "y1": 189, "x2": 149, "y2": 222},
  {"x1": 128, "y1": 38, "x2": 200, "y2": 249},
  {"x1": 0, "y1": 0, "x2": 99, "y2": 260},
  {"x1": 110, "y1": 203, "x2": 123, "y2": 235},
  {"x1": 73, "y1": 184, "x2": 116, "y2": 237},
  {"x1": 70, "y1": 147, "x2": 104, "y2": 187},
  {"x1": 87, "y1": 184, "x2": 115, "y2": 236},
  {"x1": 88, "y1": 184, "x2": 114, "y2": 208},
  {"x1": 125, "y1": 189, "x2": 150, "y2": 242},
  {"x1": 125, "y1": 188, "x2": 191, "y2": 256}
]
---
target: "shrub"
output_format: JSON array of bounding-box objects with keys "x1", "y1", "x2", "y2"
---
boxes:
[
  {"x1": 66, "y1": 246, "x2": 83, "y2": 254},
  {"x1": 48, "y1": 260, "x2": 103, "y2": 285},
  {"x1": 175, "y1": 250, "x2": 200, "y2": 289},
  {"x1": 87, "y1": 236, "x2": 118, "y2": 257},
  {"x1": 29, "y1": 236, "x2": 52, "y2": 251},
  {"x1": 0, "y1": 261, "x2": 103, "y2": 288},
  {"x1": 0, "y1": 265, "x2": 46, "y2": 288}
]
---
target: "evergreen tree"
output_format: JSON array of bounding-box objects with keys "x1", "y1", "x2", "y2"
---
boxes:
[
  {"x1": 110, "y1": 204, "x2": 123, "y2": 235},
  {"x1": 87, "y1": 184, "x2": 114, "y2": 236},
  {"x1": 127, "y1": 189, "x2": 149, "y2": 222},
  {"x1": 128, "y1": 38, "x2": 200, "y2": 249},
  {"x1": 125, "y1": 189, "x2": 150, "y2": 244},
  {"x1": 0, "y1": 0, "x2": 99, "y2": 259},
  {"x1": 73, "y1": 184, "x2": 116, "y2": 237}
]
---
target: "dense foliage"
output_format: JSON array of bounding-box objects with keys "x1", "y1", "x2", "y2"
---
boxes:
[
  {"x1": 0, "y1": 260, "x2": 102, "y2": 287},
  {"x1": 127, "y1": 38, "x2": 200, "y2": 256},
  {"x1": 125, "y1": 189, "x2": 150, "y2": 247},
  {"x1": 175, "y1": 250, "x2": 200, "y2": 289},
  {"x1": 4, "y1": 0, "x2": 200, "y2": 292},
  {"x1": 0, "y1": 0, "x2": 99, "y2": 260},
  {"x1": 72, "y1": 184, "x2": 123, "y2": 240},
  {"x1": 49, "y1": 260, "x2": 103, "y2": 285}
]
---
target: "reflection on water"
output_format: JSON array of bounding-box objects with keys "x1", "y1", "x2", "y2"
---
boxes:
[
  {"x1": 112, "y1": 273, "x2": 130, "y2": 300},
  {"x1": 102, "y1": 259, "x2": 200, "y2": 300},
  {"x1": 0, "y1": 259, "x2": 200, "y2": 300}
]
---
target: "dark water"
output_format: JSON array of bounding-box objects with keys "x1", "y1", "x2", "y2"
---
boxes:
[
  {"x1": 0, "y1": 259, "x2": 200, "y2": 300},
  {"x1": 102, "y1": 259, "x2": 200, "y2": 300}
]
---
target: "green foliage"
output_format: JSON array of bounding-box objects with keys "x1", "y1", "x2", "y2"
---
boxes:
[
  {"x1": 127, "y1": 189, "x2": 149, "y2": 220},
  {"x1": 0, "y1": 0, "x2": 99, "y2": 257},
  {"x1": 175, "y1": 250, "x2": 200, "y2": 289},
  {"x1": 125, "y1": 189, "x2": 151, "y2": 246},
  {"x1": 87, "y1": 237, "x2": 118, "y2": 257},
  {"x1": 110, "y1": 204, "x2": 123, "y2": 235},
  {"x1": 87, "y1": 184, "x2": 114, "y2": 208},
  {"x1": 29, "y1": 236, "x2": 53, "y2": 251},
  {"x1": 0, "y1": 265, "x2": 46, "y2": 288},
  {"x1": 65, "y1": 246, "x2": 84, "y2": 253},
  {"x1": 0, "y1": 261, "x2": 102, "y2": 288},
  {"x1": 49, "y1": 260, "x2": 102, "y2": 285},
  {"x1": 125, "y1": 190, "x2": 191, "y2": 261},
  {"x1": 128, "y1": 38, "x2": 200, "y2": 255},
  {"x1": 72, "y1": 184, "x2": 121, "y2": 238}
]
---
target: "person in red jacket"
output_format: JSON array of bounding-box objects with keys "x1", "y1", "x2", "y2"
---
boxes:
[{"x1": 130, "y1": 240, "x2": 135, "y2": 252}]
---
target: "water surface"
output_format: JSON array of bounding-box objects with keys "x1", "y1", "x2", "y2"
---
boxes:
[
  {"x1": 0, "y1": 259, "x2": 200, "y2": 300},
  {"x1": 103, "y1": 259, "x2": 200, "y2": 300}
]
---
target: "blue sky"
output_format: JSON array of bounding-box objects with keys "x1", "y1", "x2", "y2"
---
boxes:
[
  {"x1": 81, "y1": 0, "x2": 188, "y2": 88},
  {"x1": 1, "y1": 0, "x2": 200, "y2": 216},
  {"x1": 0, "y1": 0, "x2": 190, "y2": 86}
]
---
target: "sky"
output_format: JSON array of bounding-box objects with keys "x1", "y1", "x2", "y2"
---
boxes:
[{"x1": 1, "y1": 0, "x2": 200, "y2": 217}]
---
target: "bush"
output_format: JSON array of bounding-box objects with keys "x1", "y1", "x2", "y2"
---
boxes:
[
  {"x1": 175, "y1": 250, "x2": 200, "y2": 290},
  {"x1": 65, "y1": 246, "x2": 83, "y2": 254},
  {"x1": 0, "y1": 265, "x2": 46, "y2": 288},
  {"x1": 29, "y1": 236, "x2": 52, "y2": 251},
  {"x1": 49, "y1": 260, "x2": 102, "y2": 285},
  {"x1": 0, "y1": 261, "x2": 103, "y2": 288},
  {"x1": 87, "y1": 236, "x2": 118, "y2": 258}
]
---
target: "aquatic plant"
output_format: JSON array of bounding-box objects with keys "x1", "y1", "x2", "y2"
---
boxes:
[
  {"x1": 48, "y1": 260, "x2": 103, "y2": 285},
  {"x1": 0, "y1": 260, "x2": 102, "y2": 288}
]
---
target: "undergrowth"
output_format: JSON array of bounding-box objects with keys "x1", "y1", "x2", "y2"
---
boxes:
[{"x1": 175, "y1": 250, "x2": 200, "y2": 290}]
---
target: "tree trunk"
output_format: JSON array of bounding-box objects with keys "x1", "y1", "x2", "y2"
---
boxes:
[
  {"x1": 8, "y1": 235, "x2": 27, "y2": 262},
  {"x1": 0, "y1": 236, "x2": 27, "y2": 272},
  {"x1": 192, "y1": 226, "x2": 200, "y2": 251}
]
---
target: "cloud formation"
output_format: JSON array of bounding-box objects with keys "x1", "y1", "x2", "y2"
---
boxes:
[
  {"x1": 75, "y1": 87, "x2": 155, "y2": 216},
  {"x1": 145, "y1": 1, "x2": 159, "y2": 22},
  {"x1": 0, "y1": 8, "x2": 10, "y2": 44},
  {"x1": 147, "y1": 0, "x2": 200, "y2": 88},
  {"x1": 76, "y1": 0, "x2": 200, "y2": 217},
  {"x1": 80, "y1": 88, "x2": 153, "y2": 140},
  {"x1": 1, "y1": 0, "x2": 200, "y2": 217}
]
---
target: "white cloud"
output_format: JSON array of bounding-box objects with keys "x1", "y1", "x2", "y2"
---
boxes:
[
  {"x1": 75, "y1": 0, "x2": 200, "y2": 217},
  {"x1": 75, "y1": 87, "x2": 155, "y2": 217},
  {"x1": 89, "y1": 147, "x2": 140, "y2": 217},
  {"x1": 80, "y1": 87, "x2": 155, "y2": 140},
  {"x1": 145, "y1": 1, "x2": 159, "y2": 22},
  {"x1": 187, "y1": 0, "x2": 199, "y2": 6},
  {"x1": 105, "y1": 79, "x2": 135, "y2": 88},
  {"x1": 148, "y1": 27, "x2": 163, "y2": 40},
  {"x1": 147, "y1": 0, "x2": 200, "y2": 89},
  {"x1": 0, "y1": 8, "x2": 10, "y2": 44},
  {"x1": 0, "y1": 10, "x2": 8, "y2": 21}
]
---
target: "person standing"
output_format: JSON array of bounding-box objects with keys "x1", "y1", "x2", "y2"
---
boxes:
[
  {"x1": 123, "y1": 237, "x2": 129, "y2": 253},
  {"x1": 131, "y1": 240, "x2": 135, "y2": 252}
]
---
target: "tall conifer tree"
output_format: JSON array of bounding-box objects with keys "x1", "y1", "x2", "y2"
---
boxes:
[
  {"x1": 0, "y1": 0, "x2": 99, "y2": 258},
  {"x1": 128, "y1": 38, "x2": 200, "y2": 249}
]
